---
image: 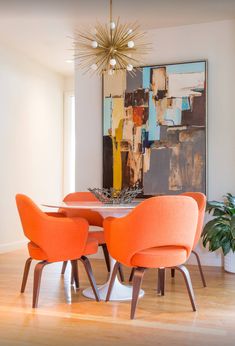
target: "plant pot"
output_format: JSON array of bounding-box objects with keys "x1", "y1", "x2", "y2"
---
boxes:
[{"x1": 224, "y1": 250, "x2": 235, "y2": 273}]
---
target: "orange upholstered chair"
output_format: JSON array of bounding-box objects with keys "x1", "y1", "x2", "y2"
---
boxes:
[
  {"x1": 56, "y1": 192, "x2": 124, "y2": 281},
  {"x1": 16, "y1": 194, "x2": 100, "y2": 308},
  {"x1": 170, "y1": 192, "x2": 207, "y2": 286},
  {"x1": 104, "y1": 196, "x2": 198, "y2": 319},
  {"x1": 129, "y1": 192, "x2": 207, "y2": 287}
]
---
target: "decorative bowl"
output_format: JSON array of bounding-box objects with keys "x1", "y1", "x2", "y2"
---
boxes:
[{"x1": 88, "y1": 185, "x2": 143, "y2": 204}]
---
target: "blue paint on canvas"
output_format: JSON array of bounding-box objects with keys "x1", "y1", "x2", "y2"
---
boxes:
[
  {"x1": 143, "y1": 67, "x2": 151, "y2": 89},
  {"x1": 164, "y1": 108, "x2": 182, "y2": 126},
  {"x1": 103, "y1": 97, "x2": 112, "y2": 135},
  {"x1": 167, "y1": 62, "x2": 205, "y2": 74},
  {"x1": 142, "y1": 131, "x2": 154, "y2": 150},
  {"x1": 148, "y1": 91, "x2": 160, "y2": 140},
  {"x1": 182, "y1": 97, "x2": 190, "y2": 111}
]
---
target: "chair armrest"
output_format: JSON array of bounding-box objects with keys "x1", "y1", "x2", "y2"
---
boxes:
[
  {"x1": 37, "y1": 215, "x2": 89, "y2": 262},
  {"x1": 104, "y1": 216, "x2": 134, "y2": 266},
  {"x1": 62, "y1": 208, "x2": 103, "y2": 227}
]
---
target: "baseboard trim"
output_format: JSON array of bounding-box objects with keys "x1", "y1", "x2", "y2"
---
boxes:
[
  {"x1": 0, "y1": 240, "x2": 27, "y2": 254},
  {"x1": 187, "y1": 253, "x2": 222, "y2": 267}
]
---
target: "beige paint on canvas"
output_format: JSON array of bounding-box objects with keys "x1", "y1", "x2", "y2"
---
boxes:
[
  {"x1": 151, "y1": 68, "x2": 166, "y2": 96},
  {"x1": 168, "y1": 72, "x2": 205, "y2": 98},
  {"x1": 103, "y1": 70, "x2": 126, "y2": 97},
  {"x1": 169, "y1": 145, "x2": 183, "y2": 190}
]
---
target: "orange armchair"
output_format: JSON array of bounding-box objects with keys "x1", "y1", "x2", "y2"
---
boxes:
[
  {"x1": 104, "y1": 196, "x2": 198, "y2": 319},
  {"x1": 58, "y1": 192, "x2": 124, "y2": 281},
  {"x1": 129, "y1": 192, "x2": 207, "y2": 288},
  {"x1": 170, "y1": 192, "x2": 207, "y2": 286},
  {"x1": 16, "y1": 194, "x2": 100, "y2": 308}
]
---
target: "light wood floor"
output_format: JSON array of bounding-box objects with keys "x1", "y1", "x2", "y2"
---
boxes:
[{"x1": 1, "y1": 249, "x2": 235, "y2": 345}]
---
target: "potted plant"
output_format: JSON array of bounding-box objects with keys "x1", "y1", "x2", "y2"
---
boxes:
[{"x1": 202, "y1": 193, "x2": 235, "y2": 273}]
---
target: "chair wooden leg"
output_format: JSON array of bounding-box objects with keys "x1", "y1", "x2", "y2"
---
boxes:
[
  {"x1": 70, "y1": 262, "x2": 75, "y2": 285},
  {"x1": 71, "y1": 260, "x2": 79, "y2": 289},
  {"x1": 101, "y1": 244, "x2": 110, "y2": 272},
  {"x1": 21, "y1": 257, "x2": 32, "y2": 293},
  {"x1": 157, "y1": 268, "x2": 161, "y2": 294},
  {"x1": 61, "y1": 261, "x2": 68, "y2": 275},
  {"x1": 131, "y1": 267, "x2": 145, "y2": 319},
  {"x1": 79, "y1": 256, "x2": 100, "y2": 302},
  {"x1": 174, "y1": 265, "x2": 196, "y2": 311},
  {"x1": 118, "y1": 264, "x2": 125, "y2": 282},
  {"x1": 105, "y1": 261, "x2": 120, "y2": 302},
  {"x1": 129, "y1": 268, "x2": 135, "y2": 282},
  {"x1": 32, "y1": 261, "x2": 48, "y2": 308},
  {"x1": 171, "y1": 268, "x2": 175, "y2": 278},
  {"x1": 101, "y1": 243, "x2": 124, "y2": 282},
  {"x1": 158, "y1": 268, "x2": 165, "y2": 296},
  {"x1": 192, "y1": 250, "x2": 207, "y2": 287}
]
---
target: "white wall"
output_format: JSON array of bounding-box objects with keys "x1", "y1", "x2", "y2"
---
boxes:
[
  {"x1": 64, "y1": 76, "x2": 74, "y2": 93},
  {"x1": 63, "y1": 76, "x2": 75, "y2": 195},
  {"x1": 75, "y1": 20, "x2": 235, "y2": 266},
  {"x1": 0, "y1": 43, "x2": 64, "y2": 253},
  {"x1": 75, "y1": 71, "x2": 102, "y2": 190}
]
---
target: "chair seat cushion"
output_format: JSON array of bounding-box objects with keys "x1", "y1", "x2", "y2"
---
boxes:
[
  {"x1": 28, "y1": 237, "x2": 98, "y2": 261},
  {"x1": 131, "y1": 246, "x2": 188, "y2": 268},
  {"x1": 83, "y1": 237, "x2": 99, "y2": 255},
  {"x1": 88, "y1": 230, "x2": 105, "y2": 245}
]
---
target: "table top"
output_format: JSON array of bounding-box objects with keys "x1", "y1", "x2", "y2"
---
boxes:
[{"x1": 43, "y1": 200, "x2": 142, "y2": 210}]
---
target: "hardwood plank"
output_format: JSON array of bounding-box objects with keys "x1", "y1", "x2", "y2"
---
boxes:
[{"x1": 0, "y1": 249, "x2": 235, "y2": 345}]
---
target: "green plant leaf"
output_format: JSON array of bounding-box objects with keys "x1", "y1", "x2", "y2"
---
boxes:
[
  {"x1": 222, "y1": 241, "x2": 231, "y2": 256},
  {"x1": 207, "y1": 201, "x2": 224, "y2": 208},
  {"x1": 202, "y1": 194, "x2": 235, "y2": 253},
  {"x1": 230, "y1": 215, "x2": 235, "y2": 238},
  {"x1": 231, "y1": 239, "x2": 235, "y2": 252},
  {"x1": 212, "y1": 208, "x2": 225, "y2": 216},
  {"x1": 206, "y1": 202, "x2": 225, "y2": 215},
  {"x1": 202, "y1": 218, "x2": 226, "y2": 235}
]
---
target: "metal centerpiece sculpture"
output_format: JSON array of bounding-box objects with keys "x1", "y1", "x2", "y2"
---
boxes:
[{"x1": 88, "y1": 184, "x2": 143, "y2": 204}]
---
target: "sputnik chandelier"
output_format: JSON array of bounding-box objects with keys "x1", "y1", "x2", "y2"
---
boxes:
[{"x1": 74, "y1": 0, "x2": 150, "y2": 75}]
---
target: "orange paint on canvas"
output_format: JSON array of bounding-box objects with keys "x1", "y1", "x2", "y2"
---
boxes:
[{"x1": 133, "y1": 106, "x2": 145, "y2": 126}]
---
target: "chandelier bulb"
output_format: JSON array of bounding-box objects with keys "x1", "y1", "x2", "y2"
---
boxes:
[
  {"x1": 91, "y1": 41, "x2": 98, "y2": 48},
  {"x1": 127, "y1": 64, "x2": 133, "y2": 71},
  {"x1": 110, "y1": 21, "x2": 116, "y2": 30},
  {"x1": 127, "y1": 29, "x2": 133, "y2": 35},
  {"x1": 127, "y1": 40, "x2": 135, "y2": 48},
  {"x1": 91, "y1": 63, "x2": 98, "y2": 70},
  {"x1": 110, "y1": 58, "x2": 117, "y2": 66}
]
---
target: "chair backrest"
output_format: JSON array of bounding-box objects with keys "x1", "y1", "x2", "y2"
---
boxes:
[
  {"x1": 64, "y1": 192, "x2": 98, "y2": 202},
  {"x1": 181, "y1": 192, "x2": 206, "y2": 248},
  {"x1": 61, "y1": 192, "x2": 103, "y2": 227},
  {"x1": 104, "y1": 195, "x2": 198, "y2": 267},
  {"x1": 16, "y1": 194, "x2": 89, "y2": 262},
  {"x1": 16, "y1": 194, "x2": 45, "y2": 244}
]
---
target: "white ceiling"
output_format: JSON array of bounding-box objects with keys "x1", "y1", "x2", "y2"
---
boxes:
[{"x1": 0, "y1": 0, "x2": 235, "y2": 76}]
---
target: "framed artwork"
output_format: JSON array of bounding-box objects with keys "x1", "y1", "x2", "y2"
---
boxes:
[{"x1": 103, "y1": 61, "x2": 207, "y2": 196}]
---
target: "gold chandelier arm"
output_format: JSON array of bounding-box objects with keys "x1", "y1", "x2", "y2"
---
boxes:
[
  {"x1": 110, "y1": 0, "x2": 113, "y2": 23},
  {"x1": 110, "y1": 0, "x2": 113, "y2": 42}
]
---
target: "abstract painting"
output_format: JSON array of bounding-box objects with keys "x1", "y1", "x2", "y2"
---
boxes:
[{"x1": 103, "y1": 61, "x2": 207, "y2": 195}]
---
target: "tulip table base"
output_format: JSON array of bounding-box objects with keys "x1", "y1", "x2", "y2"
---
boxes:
[{"x1": 83, "y1": 256, "x2": 145, "y2": 301}]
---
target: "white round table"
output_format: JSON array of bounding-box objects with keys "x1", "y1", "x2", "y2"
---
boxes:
[{"x1": 43, "y1": 200, "x2": 144, "y2": 301}]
